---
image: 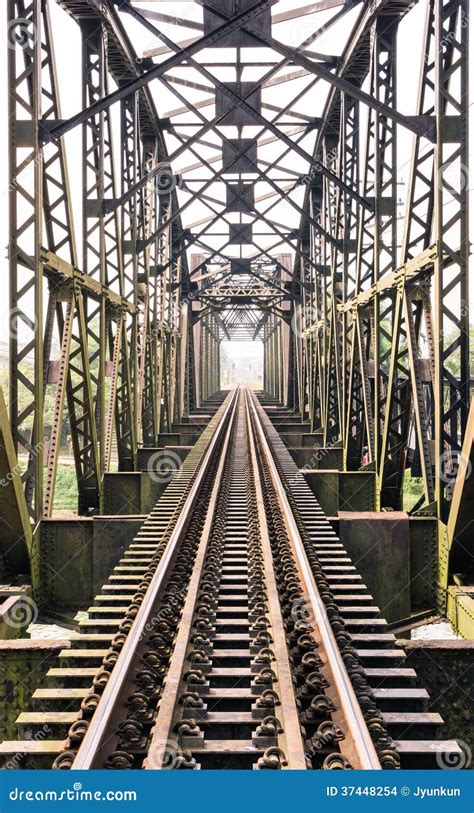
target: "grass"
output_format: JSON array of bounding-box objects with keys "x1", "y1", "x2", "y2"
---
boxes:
[
  {"x1": 53, "y1": 464, "x2": 78, "y2": 511},
  {"x1": 52, "y1": 460, "x2": 118, "y2": 512},
  {"x1": 403, "y1": 470, "x2": 424, "y2": 512}
]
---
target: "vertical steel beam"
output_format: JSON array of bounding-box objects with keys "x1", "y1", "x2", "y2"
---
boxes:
[
  {"x1": 8, "y1": 0, "x2": 43, "y2": 521},
  {"x1": 379, "y1": 2, "x2": 437, "y2": 510},
  {"x1": 434, "y1": 0, "x2": 470, "y2": 520}
]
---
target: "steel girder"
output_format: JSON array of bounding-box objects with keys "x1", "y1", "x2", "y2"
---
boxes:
[
  {"x1": 7, "y1": 0, "x2": 188, "y2": 520},
  {"x1": 296, "y1": 0, "x2": 470, "y2": 525},
  {"x1": 5, "y1": 0, "x2": 470, "y2": 539}
]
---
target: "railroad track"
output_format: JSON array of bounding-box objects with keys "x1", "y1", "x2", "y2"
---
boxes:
[{"x1": 0, "y1": 388, "x2": 462, "y2": 770}]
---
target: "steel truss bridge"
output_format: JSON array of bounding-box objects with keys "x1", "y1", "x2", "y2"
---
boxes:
[{"x1": 0, "y1": 0, "x2": 472, "y2": 772}]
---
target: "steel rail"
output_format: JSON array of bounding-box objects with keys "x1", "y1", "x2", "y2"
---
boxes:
[
  {"x1": 146, "y1": 387, "x2": 307, "y2": 769},
  {"x1": 71, "y1": 390, "x2": 238, "y2": 769},
  {"x1": 0, "y1": 387, "x2": 461, "y2": 769},
  {"x1": 247, "y1": 391, "x2": 382, "y2": 770},
  {"x1": 143, "y1": 391, "x2": 240, "y2": 769},
  {"x1": 243, "y1": 391, "x2": 308, "y2": 769}
]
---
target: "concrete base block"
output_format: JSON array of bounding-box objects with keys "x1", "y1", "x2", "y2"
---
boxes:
[
  {"x1": 283, "y1": 432, "x2": 324, "y2": 449},
  {"x1": 328, "y1": 515, "x2": 438, "y2": 615},
  {"x1": 290, "y1": 447, "x2": 344, "y2": 469},
  {"x1": 162, "y1": 446, "x2": 192, "y2": 465},
  {"x1": 288, "y1": 448, "x2": 316, "y2": 468},
  {"x1": 172, "y1": 424, "x2": 204, "y2": 445},
  {"x1": 271, "y1": 421, "x2": 310, "y2": 431},
  {"x1": 172, "y1": 422, "x2": 206, "y2": 431},
  {"x1": 281, "y1": 433, "x2": 304, "y2": 447},
  {"x1": 395, "y1": 640, "x2": 474, "y2": 748},
  {"x1": 339, "y1": 471, "x2": 376, "y2": 512},
  {"x1": 304, "y1": 470, "x2": 339, "y2": 515},
  {"x1": 156, "y1": 433, "x2": 181, "y2": 447},
  {"x1": 0, "y1": 638, "x2": 71, "y2": 743},
  {"x1": 136, "y1": 447, "x2": 161, "y2": 470},
  {"x1": 136, "y1": 446, "x2": 191, "y2": 473},
  {"x1": 302, "y1": 432, "x2": 325, "y2": 448},
  {"x1": 303, "y1": 469, "x2": 376, "y2": 514},
  {"x1": 339, "y1": 511, "x2": 410, "y2": 623},
  {"x1": 103, "y1": 471, "x2": 164, "y2": 514},
  {"x1": 92, "y1": 516, "x2": 145, "y2": 595},
  {"x1": 318, "y1": 449, "x2": 344, "y2": 469},
  {"x1": 40, "y1": 515, "x2": 145, "y2": 614},
  {"x1": 40, "y1": 518, "x2": 93, "y2": 612}
]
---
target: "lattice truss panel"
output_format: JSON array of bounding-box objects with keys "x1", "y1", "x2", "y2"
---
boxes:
[{"x1": 5, "y1": 0, "x2": 470, "y2": 528}]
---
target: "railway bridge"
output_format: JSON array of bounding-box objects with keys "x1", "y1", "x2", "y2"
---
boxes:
[{"x1": 0, "y1": 0, "x2": 472, "y2": 771}]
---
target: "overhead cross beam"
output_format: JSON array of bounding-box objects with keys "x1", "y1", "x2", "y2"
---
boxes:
[
  {"x1": 40, "y1": 0, "x2": 273, "y2": 141},
  {"x1": 200, "y1": 0, "x2": 436, "y2": 140},
  {"x1": 119, "y1": 2, "x2": 373, "y2": 211},
  {"x1": 43, "y1": 0, "x2": 371, "y2": 217},
  {"x1": 156, "y1": 77, "x2": 333, "y2": 276}
]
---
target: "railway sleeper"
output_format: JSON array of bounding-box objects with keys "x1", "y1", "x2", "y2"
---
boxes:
[
  {"x1": 0, "y1": 391, "x2": 464, "y2": 771},
  {"x1": 253, "y1": 394, "x2": 464, "y2": 769},
  {"x1": 0, "y1": 395, "x2": 232, "y2": 770}
]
